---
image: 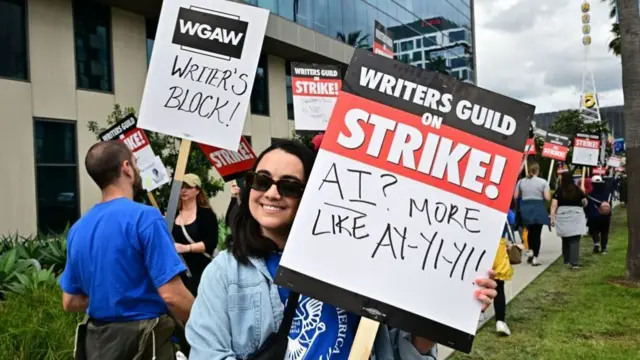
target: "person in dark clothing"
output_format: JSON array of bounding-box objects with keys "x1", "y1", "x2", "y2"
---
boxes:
[
  {"x1": 225, "y1": 180, "x2": 241, "y2": 228},
  {"x1": 172, "y1": 173, "x2": 219, "y2": 297},
  {"x1": 586, "y1": 175, "x2": 613, "y2": 254},
  {"x1": 550, "y1": 172, "x2": 587, "y2": 269}
]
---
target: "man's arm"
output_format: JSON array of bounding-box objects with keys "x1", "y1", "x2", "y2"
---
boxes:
[
  {"x1": 62, "y1": 292, "x2": 89, "y2": 312},
  {"x1": 157, "y1": 275, "x2": 194, "y2": 323}
]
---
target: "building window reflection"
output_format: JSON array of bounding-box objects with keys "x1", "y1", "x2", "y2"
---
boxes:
[
  {"x1": 73, "y1": 0, "x2": 113, "y2": 92},
  {"x1": 285, "y1": 61, "x2": 294, "y2": 120},
  {"x1": 251, "y1": 55, "x2": 269, "y2": 116},
  {"x1": 0, "y1": 0, "x2": 28, "y2": 80}
]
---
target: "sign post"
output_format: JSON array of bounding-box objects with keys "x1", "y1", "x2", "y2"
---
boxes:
[{"x1": 275, "y1": 49, "x2": 534, "y2": 354}]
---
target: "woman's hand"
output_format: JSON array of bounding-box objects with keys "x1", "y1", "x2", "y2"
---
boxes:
[
  {"x1": 175, "y1": 243, "x2": 191, "y2": 253},
  {"x1": 550, "y1": 215, "x2": 556, "y2": 227},
  {"x1": 475, "y1": 269, "x2": 498, "y2": 312}
]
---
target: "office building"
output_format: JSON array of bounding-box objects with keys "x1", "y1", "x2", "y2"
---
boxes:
[
  {"x1": 534, "y1": 106, "x2": 626, "y2": 139},
  {"x1": 0, "y1": 0, "x2": 476, "y2": 235}
]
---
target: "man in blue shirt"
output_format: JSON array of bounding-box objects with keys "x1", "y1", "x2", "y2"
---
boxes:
[{"x1": 59, "y1": 140, "x2": 194, "y2": 360}]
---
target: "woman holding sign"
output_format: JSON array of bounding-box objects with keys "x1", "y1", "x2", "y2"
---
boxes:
[
  {"x1": 185, "y1": 140, "x2": 498, "y2": 360},
  {"x1": 550, "y1": 172, "x2": 588, "y2": 269}
]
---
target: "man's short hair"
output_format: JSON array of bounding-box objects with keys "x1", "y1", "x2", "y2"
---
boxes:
[{"x1": 85, "y1": 141, "x2": 133, "y2": 190}]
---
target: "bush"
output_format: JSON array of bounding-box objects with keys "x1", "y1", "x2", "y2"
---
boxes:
[{"x1": 0, "y1": 284, "x2": 82, "y2": 360}]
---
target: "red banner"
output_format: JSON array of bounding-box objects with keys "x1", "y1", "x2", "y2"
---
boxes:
[
  {"x1": 199, "y1": 136, "x2": 257, "y2": 182},
  {"x1": 592, "y1": 167, "x2": 607, "y2": 175}
]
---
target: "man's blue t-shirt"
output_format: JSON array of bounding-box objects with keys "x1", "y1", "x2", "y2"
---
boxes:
[
  {"x1": 59, "y1": 197, "x2": 186, "y2": 322},
  {"x1": 266, "y1": 252, "x2": 359, "y2": 360}
]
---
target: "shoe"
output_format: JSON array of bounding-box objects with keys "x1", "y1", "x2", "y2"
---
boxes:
[
  {"x1": 602, "y1": 250, "x2": 608, "y2": 255},
  {"x1": 496, "y1": 321, "x2": 511, "y2": 336},
  {"x1": 532, "y1": 257, "x2": 542, "y2": 266},
  {"x1": 176, "y1": 351, "x2": 188, "y2": 360},
  {"x1": 593, "y1": 244, "x2": 601, "y2": 253},
  {"x1": 527, "y1": 256, "x2": 534, "y2": 264},
  {"x1": 571, "y1": 265, "x2": 581, "y2": 270}
]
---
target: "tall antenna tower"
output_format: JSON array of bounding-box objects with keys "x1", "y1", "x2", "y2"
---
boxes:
[{"x1": 579, "y1": 1, "x2": 606, "y2": 164}]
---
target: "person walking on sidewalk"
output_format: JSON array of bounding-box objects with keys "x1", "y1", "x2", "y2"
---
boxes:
[
  {"x1": 550, "y1": 172, "x2": 588, "y2": 270},
  {"x1": 492, "y1": 210, "x2": 516, "y2": 336},
  {"x1": 59, "y1": 141, "x2": 194, "y2": 360},
  {"x1": 587, "y1": 175, "x2": 613, "y2": 254},
  {"x1": 514, "y1": 162, "x2": 551, "y2": 266}
]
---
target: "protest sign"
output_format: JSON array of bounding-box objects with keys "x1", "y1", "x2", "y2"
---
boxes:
[
  {"x1": 141, "y1": 156, "x2": 171, "y2": 191},
  {"x1": 373, "y1": 20, "x2": 394, "y2": 59},
  {"x1": 592, "y1": 166, "x2": 607, "y2": 175},
  {"x1": 541, "y1": 132, "x2": 571, "y2": 161},
  {"x1": 524, "y1": 138, "x2": 537, "y2": 155},
  {"x1": 607, "y1": 155, "x2": 622, "y2": 168},
  {"x1": 572, "y1": 133, "x2": 600, "y2": 167},
  {"x1": 137, "y1": 0, "x2": 269, "y2": 150},
  {"x1": 291, "y1": 63, "x2": 342, "y2": 131},
  {"x1": 275, "y1": 49, "x2": 534, "y2": 353},
  {"x1": 198, "y1": 136, "x2": 257, "y2": 181},
  {"x1": 99, "y1": 114, "x2": 160, "y2": 171}
]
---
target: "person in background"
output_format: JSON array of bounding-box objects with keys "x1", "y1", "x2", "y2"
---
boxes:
[
  {"x1": 491, "y1": 210, "x2": 516, "y2": 336},
  {"x1": 185, "y1": 140, "x2": 498, "y2": 360},
  {"x1": 550, "y1": 172, "x2": 588, "y2": 270},
  {"x1": 225, "y1": 180, "x2": 242, "y2": 227},
  {"x1": 514, "y1": 162, "x2": 551, "y2": 266},
  {"x1": 173, "y1": 174, "x2": 219, "y2": 296},
  {"x1": 586, "y1": 175, "x2": 613, "y2": 254},
  {"x1": 59, "y1": 141, "x2": 194, "y2": 360}
]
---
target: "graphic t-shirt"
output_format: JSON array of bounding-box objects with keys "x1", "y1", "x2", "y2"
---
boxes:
[
  {"x1": 266, "y1": 252, "x2": 360, "y2": 360},
  {"x1": 59, "y1": 198, "x2": 186, "y2": 321}
]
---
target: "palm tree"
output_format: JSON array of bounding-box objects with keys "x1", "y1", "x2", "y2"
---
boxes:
[
  {"x1": 617, "y1": 0, "x2": 640, "y2": 282},
  {"x1": 603, "y1": 0, "x2": 621, "y2": 56},
  {"x1": 336, "y1": 31, "x2": 370, "y2": 49}
]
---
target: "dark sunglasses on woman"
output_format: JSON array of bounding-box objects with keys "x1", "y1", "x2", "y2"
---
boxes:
[{"x1": 244, "y1": 172, "x2": 306, "y2": 198}]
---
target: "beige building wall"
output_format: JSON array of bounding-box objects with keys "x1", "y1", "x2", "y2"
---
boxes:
[{"x1": 0, "y1": 0, "x2": 297, "y2": 235}]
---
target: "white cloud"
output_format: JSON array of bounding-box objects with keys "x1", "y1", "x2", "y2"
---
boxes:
[{"x1": 474, "y1": 0, "x2": 624, "y2": 113}]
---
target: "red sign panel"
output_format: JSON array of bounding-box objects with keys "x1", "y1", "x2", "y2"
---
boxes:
[
  {"x1": 524, "y1": 138, "x2": 536, "y2": 155},
  {"x1": 199, "y1": 136, "x2": 257, "y2": 182},
  {"x1": 592, "y1": 167, "x2": 607, "y2": 175}
]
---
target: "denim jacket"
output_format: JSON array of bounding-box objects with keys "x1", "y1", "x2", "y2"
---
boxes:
[{"x1": 185, "y1": 250, "x2": 437, "y2": 360}]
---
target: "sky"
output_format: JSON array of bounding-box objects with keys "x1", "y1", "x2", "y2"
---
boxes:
[{"x1": 474, "y1": 0, "x2": 623, "y2": 114}]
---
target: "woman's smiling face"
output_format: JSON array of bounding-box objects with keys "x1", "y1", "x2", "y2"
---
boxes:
[{"x1": 248, "y1": 149, "x2": 306, "y2": 238}]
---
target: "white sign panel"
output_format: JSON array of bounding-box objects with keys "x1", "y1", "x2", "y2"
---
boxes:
[
  {"x1": 291, "y1": 63, "x2": 342, "y2": 131},
  {"x1": 571, "y1": 133, "x2": 600, "y2": 166},
  {"x1": 141, "y1": 156, "x2": 171, "y2": 191},
  {"x1": 138, "y1": 0, "x2": 269, "y2": 150},
  {"x1": 607, "y1": 156, "x2": 622, "y2": 168},
  {"x1": 275, "y1": 49, "x2": 535, "y2": 354}
]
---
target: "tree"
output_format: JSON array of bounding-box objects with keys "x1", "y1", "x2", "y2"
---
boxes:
[
  {"x1": 618, "y1": 0, "x2": 640, "y2": 282},
  {"x1": 424, "y1": 56, "x2": 449, "y2": 75},
  {"x1": 336, "y1": 31, "x2": 370, "y2": 49},
  {"x1": 603, "y1": 0, "x2": 621, "y2": 56},
  {"x1": 87, "y1": 104, "x2": 225, "y2": 211}
]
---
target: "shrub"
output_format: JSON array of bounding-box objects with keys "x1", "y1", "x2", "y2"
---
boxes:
[
  {"x1": 0, "y1": 249, "x2": 42, "y2": 300},
  {"x1": 218, "y1": 217, "x2": 230, "y2": 251},
  {"x1": 0, "y1": 284, "x2": 82, "y2": 360}
]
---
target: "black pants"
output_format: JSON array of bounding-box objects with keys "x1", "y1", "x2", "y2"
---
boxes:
[
  {"x1": 494, "y1": 280, "x2": 506, "y2": 322},
  {"x1": 590, "y1": 217, "x2": 611, "y2": 251},
  {"x1": 527, "y1": 224, "x2": 543, "y2": 257},
  {"x1": 562, "y1": 235, "x2": 581, "y2": 266}
]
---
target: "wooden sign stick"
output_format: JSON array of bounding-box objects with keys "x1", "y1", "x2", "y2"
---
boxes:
[
  {"x1": 348, "y1": 318, "x2": 380, "y2": 360},
  {"x1": 547, "y1": 159, "x2": 555, "y2": 184},
  {"x1": 164, "y1": 139, "x2": 193, "y2": 278},
  {"x1": 581, "y1": 166, "x2": 587, "y2": 191},
  {"x1": 147, "y1": 192, "x2": 160, "y2": 209},
  {"x1": 523, "y1": 156, "x2": 529, "y2": 177}
]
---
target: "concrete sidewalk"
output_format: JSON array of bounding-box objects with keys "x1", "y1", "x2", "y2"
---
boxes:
[{"x1": 438, "y1": 226, "x2": 562, "y2": 359}]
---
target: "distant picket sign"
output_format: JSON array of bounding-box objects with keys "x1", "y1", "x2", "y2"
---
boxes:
[
  {"x1": 198, "y1": 136, "x2": 257, "y2": 182},
  {"x1": 572, "y1": 133, "x2": 600, "y2": 167},
  {"x1": 291, "y1": 62, "x2": 342, "y2": 131},
  {"x1": 541, "y1": 132, "x2": 571, "y2": 161}
]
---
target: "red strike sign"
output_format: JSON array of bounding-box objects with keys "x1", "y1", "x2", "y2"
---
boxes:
[
  {"x1": 322, "y1": 92, "x2": 522, "y2": 211},
  {"x1": 199, "y1": 137, "x2": 257, "y2": 181},
  {"x1": 592, "y1": 167, "x2": 607, "y2": 175},
  {"x1": 541, "y1": 143, "x2": 568, "y2": 161},
  {"x1": 120, "y1": 129, "x2": 149, "y2": 153},
  {"x1": 524, "y1": 138, "x2": 536, "y2": 155},
  {"x1": 574, "y1": 137, "x2": 600, "y2": 149},
  {"x1": 293, "y1": 79, "x2": 341, "y2": 97}
]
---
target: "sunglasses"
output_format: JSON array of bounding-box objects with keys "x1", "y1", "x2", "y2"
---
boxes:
[{"x1": 245, "y1": 172, "x2": 306, "y2": 198}]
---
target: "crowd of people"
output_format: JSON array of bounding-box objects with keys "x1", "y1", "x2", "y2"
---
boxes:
[
  {"x1": 59, "y1": 138, "x2": 500, "y2": 360},
  {"x1": 489, "y1": 160, "x2": 617, "y2": 339}
]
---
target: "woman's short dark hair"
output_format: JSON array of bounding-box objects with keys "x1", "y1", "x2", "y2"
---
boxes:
[
  {"x1": 559, "y1": 171, "x2": 583, "y2": 201},
  {"x1": 229, "y1": 139, "x2": 316, "y2": 264}
]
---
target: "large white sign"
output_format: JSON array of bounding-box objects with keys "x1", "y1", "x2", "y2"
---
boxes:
[
  {"x1": 275, "y1": 49, "x2": 535, "y2": 354},
  {"x1": 291, "y1": 62, "x2": 342, "y2": 131},
  {"x1": 572, "y1": 133, "x2": 600, "y2": 166},
  {"x1": 138, "y1": 0, "x2": 269, "y2": 150}
]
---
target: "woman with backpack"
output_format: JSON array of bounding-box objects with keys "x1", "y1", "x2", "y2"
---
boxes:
[{"x1": 587, "y1": 175, "x2": 613, "y2": 254}]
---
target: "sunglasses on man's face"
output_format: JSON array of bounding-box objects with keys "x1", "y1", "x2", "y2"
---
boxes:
[{"x1": 245, "y1": 172, "x2": 306, "y2": 198}]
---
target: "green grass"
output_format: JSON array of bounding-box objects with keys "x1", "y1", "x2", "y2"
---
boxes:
[{"x1": 451, "y1": 209, "x2": 640, "y2": 360}]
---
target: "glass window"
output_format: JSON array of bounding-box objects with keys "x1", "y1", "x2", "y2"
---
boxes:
[
  {"x1": 73, "y1": 0, "x2": 113, "y2": 92},
  {"x1": 257, "y1": 0, "x2": 277, "y2": 13},
  {"x1": 448, "y1": 29, "x2": 467, "y2": 43},
  {"x1": 145, "y1": 17, "x2": 158, "y2": 66},
  {"x1": 285, "y1": 61, "x2": 294, "y2": 120},
  {"x1": 296, "y1": 0, "x2": 313, "y2": 28},
  {"x1": 461, "y1": 69, "x2": 468, "y2": 80},
  {"x1": 393, "y1": 43, "x2": 398, "y2": 53},
  {"x1": 328, "y1": 0, "x2": 343, "y2": 39},
  {"x1": 313, "y1": 0, "x2": 329, "y2": 34},
  {"x1": 34, "y1": 120, "x2": 79, "y2": 234},
  {"x1": 423, "y1": 36, "x2": 438, "y2": 48},
  {"x1": 450, "y1": 57, "x2": 467, "y2": 69},
  {"x1": 400, "y1": 41, "x2": 413, "y2": 52},
  {"x1": 250, "y1": 55, "x2": 269, "y2": 116},
  {"x1": 415, "y1": 38, "x2": 422, "y2": 48},
  {"x1": 412, "y1": 51, "x2": 422, "y2": 61},
  {"x1": 341, "y1": 0, "x2": 356, "y2": 40},
  {"x1": 0, "y1": 0, "x2": 28, "y2": 80}
]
